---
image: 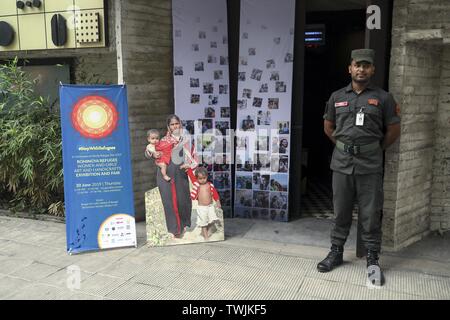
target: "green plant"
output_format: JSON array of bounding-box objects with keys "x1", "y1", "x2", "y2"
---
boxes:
[{"x1": 0, "y1": 57, "x2": 64, "y2": 216}]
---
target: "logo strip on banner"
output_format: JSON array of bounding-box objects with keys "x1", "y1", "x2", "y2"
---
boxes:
[
  {"x1": 172, "y1": 0, "x2": 232, "y2": 218},
  {"x1": 60, "y1": 84, "x2": 137, "y2": 254},
  {"x1": 234, "y1": 0, "x2": 296, "y2": 221}
]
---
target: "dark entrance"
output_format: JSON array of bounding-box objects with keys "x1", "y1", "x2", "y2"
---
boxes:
[{"x1": 299, "y1": 9, "x2": 366, "y2": 219}]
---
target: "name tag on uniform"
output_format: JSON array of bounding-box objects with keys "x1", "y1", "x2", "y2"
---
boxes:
[
  {"x1": 356, "y1": 109, "x2": 364, "y2": 126},
  {"x1": 334, "y1": 101, "x2": 348, "y2": 107}
]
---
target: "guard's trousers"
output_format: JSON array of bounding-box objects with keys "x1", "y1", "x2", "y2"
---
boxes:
[{"x1": 331, "y1": 171, "x2": 383, "y2": 252}]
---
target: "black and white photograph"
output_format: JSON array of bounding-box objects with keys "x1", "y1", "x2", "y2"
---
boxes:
[
  {"x1": 182, "y1": 120, "x2": 195, "y2": 135},
  {"x1": 218, "y1": 190, "x2": 231, "y2": 207},
  {"x1": 234, "y1": 207, "x2": 252, "y2": 219},
  {"x1": 236, "y1": 135, "x2": 249, "y2": 150},
  {"x1": 215, "y1": 121, "x2": 230, "y2": 136},
  {"x1": 259, "y1": 83, "x2": 268, "y2": 93},
  {"x1": 219, "y1": 85, "x2": 228, "y2": 94},
  {"x1": 190, "y1": 78, "x2": 199, "y2": 88},
  {"x1": 213, "y1": 172, "x2": 231, "y2": 190},
  {"x1": 250, "y1": 69, "x2": 263, "y2": 81},
  {"x1": 271, "y1": 155, "x2": 279, "y2": 172},
  {"x1": 195, "y1": 62, "x2": 204, "y2": 71},
  {"x1": 174, "y1": 66, "x2": 183, "y2": 76},
  {"x1": 270, "y1": 173, "x2": 288, "y2": 192},
  {"x1": 208, "y1": 95, "x2": 219, "y2": 105},
  {"x1": 241, "y1": 115, "x2": 255, "y2": 131},
  {"x1": 242, "y1": 32, "x2": 248, "y2": 39},
  {"x1": 214, "y1": 137, "x2": 228, "y2": 154},
  {"x1": 191, "y1": 94, "x2": 200, "y2": 104},
  {"x1": 238, "y1": 72, "x2": 246, "y2": 81},
  {"x1": 270, "y1": 71, "x2": 280, "y2": 81},
  {"x1": 276, "y1": 81, "x2": 287, "y2": 92},
  {"x1": 214, "y1": 70, "x2": 223, "y2": 80},
  {"x1": 220, "y1": 56, "x2": 228, "y2": 65},
  {"x1": 258, "y1": 209, "x2": 270, "y2": 220},
  {"x1": 221, "y1": 107, "x2": 230, "y2": 118},
  {"x1": 200, "y1": 119, "x2": 213, "y2": 133},
  {"x1": 279, "y1": 137, "x2": 289, "y2": 153},
  {"x1": 278, "y1": 155, "x2": 289, "y2": 173},
  {"x1": 192, "y1": 43, "x2": 199, "y2": 51},
  {"x1": 237, "y1": 99, "x2": 247, "y2": 110},
  {"x1": 274, "y1": 37, "x2": 281, "y2": 44},
  {"x1": 203, "y1": 82, "x2": 214, "y2": 94},
  {"x1": 253, "y1": 97, "x2": 263, "y2": 108},
  {"x1": 237, "y1": 157, "x2": 253, "y2": 172},
  {"x1": 261, "y1": 24, "x2": 268, "y2": 30},
  {"x1": 212, "y1": 25, "x2": 218, "y2": 32},
  {"x1": 277, "y1": 121, "x2": 289, "y2": 134},
  {"x1": 211, "y1": 41, "x2": 217, "y2": 48},
  {"x1": 235, "y1": 190, "x2": 253, "y2": 207},
  {"x1": 248, "y1": 48, "x2": 256, "y2": 56},
  {"x1": 236, "y1": 173, "x2": 253, "y2": 190},
  {"x1": 199, "y1": 31, "x2": 206, "y2": 39},
  {"x1": 272, "y1": 136, "x2": 279, "y2": 153},
  {"x1": 253, "y1": 173, "x2": 270, "y2": 191},
  {"x1": 253, "y1": 191, "x2": 269, "y2": 208},
  {"x1": 204, "y1": 107, "x2": 215, "y2": 118},
  {"x1": 270, "y1": 192, "x2": 288, "y2": 210},
  {"x1": 240, "y1": 57, "x2": 248, "y2": 66},
  {"x1": 268, "y1": 98, "x2": 279, "y2": 109},
  {"x1": 256, "y1": 135, "x2": 269, "y2": 151},
  {"x1": 214, "y1": 154, "x2": 230, "y2": 171},
  {"x1": 208, "y1": 55, "x2": 217, "y2": 63},
  {"x1": 270, "y1": 209, "x2": 288, "y2": 222},
  {"x1": 243, "y1": 89, "x2": 252, "y2": 99},
  {"x1": 223, "y1": 36, "x2": 228, "y2": 44},
  {"x1": 257, "y1": 110, "x2": 271, "y2": 125},
  {"x1": 285, "y1": 52, "x2": 294, "y2": 62},
  {"x1": 253, "y1": 153, "x2": 270, "y2": 171},
  {"x1": 266, "y1": 59, "x2": 276, "y2": 69},
  {"x1": 175, "y1": 29, "x2": 181, "y2": 37}
]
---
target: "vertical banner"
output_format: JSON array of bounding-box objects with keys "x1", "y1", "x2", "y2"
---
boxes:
[
  {"x1": 172, "y1": 0, "x2": 232, "y2": 218},
  {"x1": 60, "y1": 85, "x2": 137, "y2": 254},
  {"x1": 234, "y1": 0, "x2": 295, "y2": 221}
]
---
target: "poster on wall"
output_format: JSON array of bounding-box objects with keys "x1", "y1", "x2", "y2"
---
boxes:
[
  {"x1": 234, "y1": 0, "x2": 295, "y2": 222},
  {"x1": 60, "y1": 85, "x2": 137, "y2": 254},
  {"x1": 146, "y1": 0, "x2": 229, "y2": 246}
]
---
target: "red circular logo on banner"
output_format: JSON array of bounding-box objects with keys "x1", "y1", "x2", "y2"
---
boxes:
[{"x1": 71, "y1": 96, "x2": 119, "y2": 139}]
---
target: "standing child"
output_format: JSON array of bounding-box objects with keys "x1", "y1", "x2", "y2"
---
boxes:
[
  {"x1": 146, "y1": 129, "x2": 173, "y2": 182},
  {"x1": 186, "y1": 167, "x2": 221, "y2": 240}
]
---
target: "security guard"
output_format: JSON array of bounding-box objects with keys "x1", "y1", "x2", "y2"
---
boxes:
[{"x1": 318, "y1": 49, "x2": 401, "y2": 285}]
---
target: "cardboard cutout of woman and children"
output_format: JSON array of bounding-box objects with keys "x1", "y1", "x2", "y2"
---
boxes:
[{"x1": 144, "y1": 115, "x2": 224, "y2": 246}]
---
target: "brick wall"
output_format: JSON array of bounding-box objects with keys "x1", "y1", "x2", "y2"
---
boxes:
[
  {"x1": 384, "y1": 0, "x2": 450, "y2": 250},
  {"x1": 118, "y1": 0, "x2": 174, "y2": 220},
  {"x1": 431, "y1": 47, "x2": 450, "y2": 232}
]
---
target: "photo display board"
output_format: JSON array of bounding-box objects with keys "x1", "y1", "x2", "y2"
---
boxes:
[
  {"x1": 172, "y1": 0, "x2": 232, "y2": 218},
  {"x1": 234, "y1": 0, "x2": 295, "y2": 221}
]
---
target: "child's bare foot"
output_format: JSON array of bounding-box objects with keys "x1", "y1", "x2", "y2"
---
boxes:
[{"x1": 163, "y1": 175, "x2": 171, "y2": 182}]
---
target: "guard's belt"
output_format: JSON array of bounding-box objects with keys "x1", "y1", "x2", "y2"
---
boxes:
[{"x1": 336, "y1": 140, "x2": 380, "y2": 155}]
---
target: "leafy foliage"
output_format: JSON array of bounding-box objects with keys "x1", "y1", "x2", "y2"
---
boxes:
[{"x1": 0, "y1": 58, "x2": 64, "y2": 216}]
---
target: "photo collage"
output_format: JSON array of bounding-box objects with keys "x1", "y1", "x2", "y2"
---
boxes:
[
  {"x1": 234, "y1": 1, "x2": 295, "y2": 221},
  {"x1": 173, "y1": 8, "x2": 232, "y2": 218}
]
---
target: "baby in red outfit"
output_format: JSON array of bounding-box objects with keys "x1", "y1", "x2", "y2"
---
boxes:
[{"x1": 146, "y1": 129, "x2": 174, "y2": 182}]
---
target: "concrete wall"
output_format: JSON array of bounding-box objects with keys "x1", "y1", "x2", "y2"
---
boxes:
[
  {"x1": 384, "y1": 0, "x2": 450, "y2": 250},
  {"x1": 118, "y1": 0, "x2": 174, "y2": 220}
]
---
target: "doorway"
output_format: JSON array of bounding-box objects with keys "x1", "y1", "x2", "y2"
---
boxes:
[{"x1": 300, "y1": 9, "x2": 366, "y2": 219}]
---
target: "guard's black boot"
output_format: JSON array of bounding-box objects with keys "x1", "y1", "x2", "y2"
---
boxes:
[
  {"x1": 366, "y1": 250, "x2": 385, "y2": 286},
  {"x1": 317, "y1": 245, "x2": 344, "y2": 273}
]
